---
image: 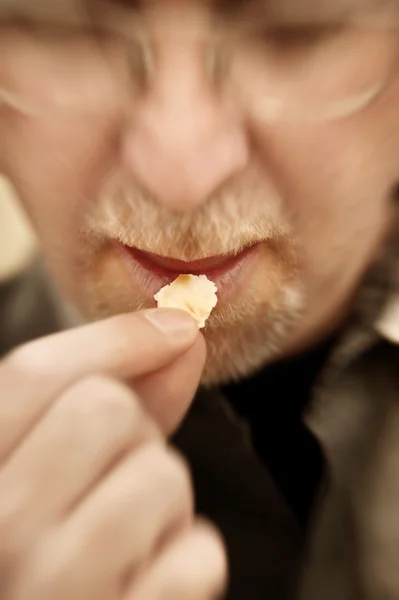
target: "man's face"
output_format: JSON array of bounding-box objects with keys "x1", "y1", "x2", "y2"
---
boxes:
[{"x1": 0, "y1": 0, "x2": 398, "y2": 384}]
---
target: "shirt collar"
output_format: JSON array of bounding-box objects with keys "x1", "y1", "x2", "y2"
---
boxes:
[{"x1": 303, "y1": 232, "x2": 399, "y2": 464}]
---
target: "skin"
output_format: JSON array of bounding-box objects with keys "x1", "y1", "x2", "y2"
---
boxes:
[
  {"x1": 0, "y1": 0, "x2": 399, "y2": 597},
  {"x1": 0, "y1": 310, "x2": 228, "y2": 600},
  {"x1": 1, "y1": 0, "x2": 399, "y2": 383}
]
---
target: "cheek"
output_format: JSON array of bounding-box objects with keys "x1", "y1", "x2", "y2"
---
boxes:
[
  {"x1": 253, "y1": 111, "x2": 397, "y2": 292},
  {"x1": 2, "y1": 113, "x2": 117, "y2": 265},
  {"x1": 0, "y1": 29, "x2": 131, "y2": 254}
]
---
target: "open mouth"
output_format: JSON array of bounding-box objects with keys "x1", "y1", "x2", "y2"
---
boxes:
[{"x1": 115, "y1": 242, "x2": 261, "y2": 303}]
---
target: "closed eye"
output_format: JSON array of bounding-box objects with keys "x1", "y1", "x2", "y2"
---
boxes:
[{"x1": 264, "y1": 24, "x2": 343, "y2": 47}]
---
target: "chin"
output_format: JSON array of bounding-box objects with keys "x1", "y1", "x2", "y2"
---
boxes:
[
  {"x1": 66, "y1": 267, "x2": 304, "y2": 389},
  {"x1": 200, "y1": 283, "x2": 304, "y2": 386}
]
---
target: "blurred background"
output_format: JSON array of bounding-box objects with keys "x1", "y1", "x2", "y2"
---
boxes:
[{"x1": 0, "y1": 176, "x2": 37, "y2": 282}]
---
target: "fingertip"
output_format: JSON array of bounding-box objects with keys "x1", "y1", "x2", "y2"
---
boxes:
[{"x1": 144, "y1": 309, "x2": 199, "y2": 343}]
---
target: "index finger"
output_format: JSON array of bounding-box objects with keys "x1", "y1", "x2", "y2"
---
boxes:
[{"x1": 0, "y1": 308, "x2": 199, "y2": 458}]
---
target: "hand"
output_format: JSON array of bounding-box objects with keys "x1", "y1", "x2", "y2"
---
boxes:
[{"x1": 0, "y1": 309, "x2": 227, "y2": 600}]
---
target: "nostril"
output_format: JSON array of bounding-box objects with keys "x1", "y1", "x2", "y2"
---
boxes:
[
  {"x1": 122, "y1": 105, "x2": 249, "y2": 211},
  {"x1": 122, "y1": 121, "x2": 249, "y2": 213}
]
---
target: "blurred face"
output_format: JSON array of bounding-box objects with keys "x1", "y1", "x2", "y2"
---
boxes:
[{"x1": 0, "y1": 0, "x2": 399, "y2": 384}]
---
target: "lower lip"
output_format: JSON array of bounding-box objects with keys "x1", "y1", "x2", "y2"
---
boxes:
[{"x1": 115, "y1": 242, "x2": 260, "y2": 304}]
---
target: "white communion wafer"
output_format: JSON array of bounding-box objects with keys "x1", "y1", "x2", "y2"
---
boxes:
[{"x1": 154, "y1": 274, "x2": 218, "y2": 329}]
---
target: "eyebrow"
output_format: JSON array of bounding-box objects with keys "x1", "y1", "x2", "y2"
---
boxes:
[
  {"x1": 215, "y1": 0, "x2": 398, "y2": 25},
  {"x1": 0, "y1": 0, "x2": 89, "y2": 25},
  {"x1": 1, "y1": 0, "x2": 397, "y2": 28}
]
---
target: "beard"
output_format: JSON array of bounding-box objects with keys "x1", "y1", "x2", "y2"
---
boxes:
[{"x1": 72, "y1": 165, "x2": 305, "y2": 385}]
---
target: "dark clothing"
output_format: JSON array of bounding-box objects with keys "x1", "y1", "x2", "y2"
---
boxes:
[
  {"x1": 222, "y1": 343, "x2": 331, "y2": 523},
  {"x1": 174, "y1": 386, "x2": 303, "y2": 600}
]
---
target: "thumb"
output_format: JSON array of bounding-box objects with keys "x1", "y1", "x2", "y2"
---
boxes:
[{"x1": 133, "y1": 334, "x2": 207, "y2": 436}]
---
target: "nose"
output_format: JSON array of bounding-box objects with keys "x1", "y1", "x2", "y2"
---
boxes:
[{"x1": 122, "y1": 44, "x2": 249, "y2": 212}]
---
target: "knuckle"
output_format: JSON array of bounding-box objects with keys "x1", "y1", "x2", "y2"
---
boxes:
[
  {"x1": 5, "y1": 340, "x2": 54, "y2": 378},
  {"x1": 134, "y1": 444, "x2": 192, "y2": 509},
  {"x1": 0, "y1": 485, "x2": 35, "y2": 564},
  {"x1": 199, "y1": 523, "x2": 228, "y2": 582},
  {"x1": 15, "y1": 537, "x2": 76, "y2": 600},
  {"x1": 0, "y1": 499, "x2": 18, "y2": 550},
  {"x1": 172, "y1": 525, "x2": 228, "y2": 597},
  {"x1": 173, "y1": 572, "x2": 217, "y2": 598},
  {"x1": 64, "y1": 374, "x2": 151, "y2": 437},
  {"x1": 150, "y1": 446, "x2": 193, "y2": 502},
  {"x1": 67, "y1": 374, "x2": 136, "y2": 415},
  {"x1": 159, "y1": 541, "x2": 227, "y2": 600},
  {"x1": 61, "y1": 375, "x2": 161, "y2": 447}
]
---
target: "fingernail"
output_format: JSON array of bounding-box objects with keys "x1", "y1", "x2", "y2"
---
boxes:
[{"x1": 144, "y1": 309, "x2": 198, "y2": 339}]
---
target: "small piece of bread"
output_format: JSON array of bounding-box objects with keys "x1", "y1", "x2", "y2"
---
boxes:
[{"x1": 154, "y1": 274, "x2": 218, "y2": 329}]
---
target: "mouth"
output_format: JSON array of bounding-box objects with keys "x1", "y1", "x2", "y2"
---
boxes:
[{"x1": 115, "y1": 242, "x2": 261, "y2": 304}]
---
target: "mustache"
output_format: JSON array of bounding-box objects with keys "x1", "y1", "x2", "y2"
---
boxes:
[{"x1": 83, "y1": 168, "x2": 292, "y2": 260}]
